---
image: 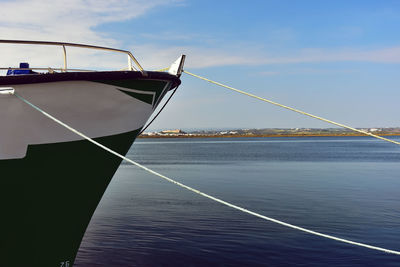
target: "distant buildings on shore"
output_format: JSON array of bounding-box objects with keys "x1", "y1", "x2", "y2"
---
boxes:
[
  {"x1": 142, "y1": 129, "x2": 188, "y2": 136},
  {"x1": 141, "y1": 129, "x2": 242, "y2": 137}
]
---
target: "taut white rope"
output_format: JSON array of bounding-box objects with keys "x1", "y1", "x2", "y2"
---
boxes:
[
  {"x1": 183, "y1": 70, "x2": 400, "y2": 146},
  {"x1": 14, "y1": 92, "x2": 400, "y2": 255}
]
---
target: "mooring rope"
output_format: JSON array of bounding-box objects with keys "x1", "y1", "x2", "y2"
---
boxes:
[
  {"x1": 14, "y1": 91, "x2": 400, "y2": 255},
  {"x1": 139, "y1": 86, "x2": 179, "y2": 135},
  {"x1": 183, "y1": 70, "x2": 400, "y2": 146}
]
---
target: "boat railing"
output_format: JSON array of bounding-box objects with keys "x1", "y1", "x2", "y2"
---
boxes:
[{"x1": 0, "y1": 39, "x2": 145, "y2": 74}]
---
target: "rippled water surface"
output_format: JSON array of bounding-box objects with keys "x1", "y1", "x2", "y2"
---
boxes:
[{"x1": 75, "y1": 136, "x2": 400, "y2": 266}]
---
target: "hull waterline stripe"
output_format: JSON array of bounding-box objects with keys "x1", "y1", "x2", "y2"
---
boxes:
[
  {"x1": 14, "y1": 92, "x2": 400, "y2": 256},
  {"x1": 183, "y1": 70, "x2": 400, "y2": 146}
]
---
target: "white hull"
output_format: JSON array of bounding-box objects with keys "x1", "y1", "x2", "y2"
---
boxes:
[{"x1": 0, "y1": 80, "x2": 170, "y2": 159}]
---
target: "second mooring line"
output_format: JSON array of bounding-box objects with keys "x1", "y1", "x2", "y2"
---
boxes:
[{"x1": 183, "y1": 70, "x2": 400, "y2": 146}]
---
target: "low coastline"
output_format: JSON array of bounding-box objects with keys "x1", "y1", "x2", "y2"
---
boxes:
[{"x1": 138, "y1": 133, "x2": 400, "y2": 139}]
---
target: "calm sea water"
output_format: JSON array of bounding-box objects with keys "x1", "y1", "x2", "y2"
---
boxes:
[{"x1": 75, "y1": 136, "x2": 400, "y2": 266}]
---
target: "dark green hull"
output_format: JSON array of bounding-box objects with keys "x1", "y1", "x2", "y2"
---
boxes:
[{"x1": 0, "y1": 129, "x2": 140, "y2": 267}]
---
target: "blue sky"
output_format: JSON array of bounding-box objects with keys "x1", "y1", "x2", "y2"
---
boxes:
[{"x1": 1, "y1": 0, "x2": 400, "y2": 130}]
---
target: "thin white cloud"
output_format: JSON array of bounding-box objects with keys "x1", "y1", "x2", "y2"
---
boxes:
[
  {"x1": 134, "y1": 43, "x2": 400, "y2": 70},
  {"x1": 140, "y1": 32, "x2": 206, "y2": 42},
  {"x1": 258, "y1": 71, "x2": 280, "y2": 76},
  {"x1": 257, "y1": 68, "x2": 357, "y2": 76},
  {"x1": 267, "y1": 47, "x2": 400, "y2": 64}
]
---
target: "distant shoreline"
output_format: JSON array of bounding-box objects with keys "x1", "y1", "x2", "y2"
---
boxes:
[{"x1": 138, "y1": 133, "x2": 400, "y2": 139}]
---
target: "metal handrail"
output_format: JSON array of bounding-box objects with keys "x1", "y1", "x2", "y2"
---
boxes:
[
  {"x1": 0, "y1": 39, "x2": 145, "y2": 74},
  {"x1": 0, "y1": 67, "x2": 96, "y2": 72}
]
